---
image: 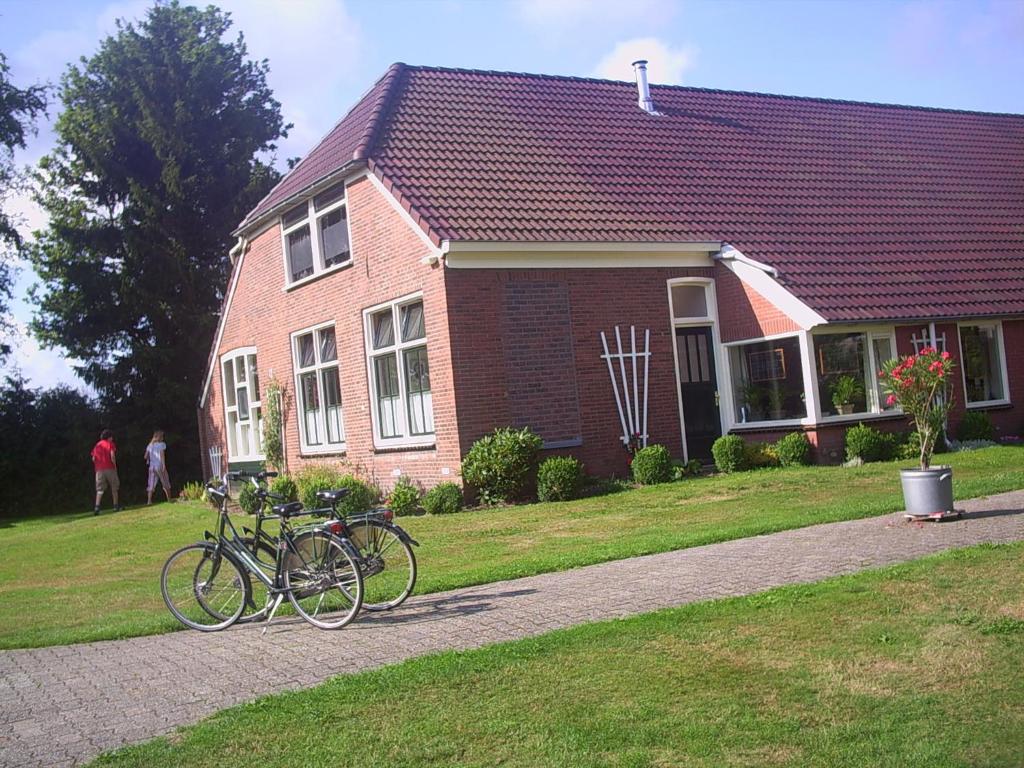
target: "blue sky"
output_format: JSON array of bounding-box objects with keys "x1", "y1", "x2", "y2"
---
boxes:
[{"x1": 2, "y1": 0, "x2": 1023, "y2": 390}]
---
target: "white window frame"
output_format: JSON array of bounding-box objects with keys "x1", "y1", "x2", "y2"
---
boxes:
[
  {"x1": 363, "y1": 292, "x2": 435, "y2": 449},
  {"x1": 958, "y1": 320, "x2": 1011, "y2": 409},
  {"x1": 280, "y1": 182, "x2": 354, "y2": 289},
  {"x1": 291, "y1": 322, "x2": 346, "y2": 454},
  {"x1": 667, "y1": 278, "x2": 728, "y2": 462},
  {"x1": 220, "y1": 347, "x2": 264, "y2": 462},
  {"x1": 810, "y1": 326, "x2": 901, "y2": 424}
]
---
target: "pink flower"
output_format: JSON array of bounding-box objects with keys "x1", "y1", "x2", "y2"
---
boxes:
[
  {"x1": 886, "y1": 394, "x2": 897, "y2": 406},
  {"x1": 941, "y1": 351, "x2": 952, "y2": 360},
  {"x1": 920, "y1": 346, "x2": 935, "y2": 355}
]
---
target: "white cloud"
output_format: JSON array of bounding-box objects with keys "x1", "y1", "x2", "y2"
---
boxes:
[
  {"x1": 2, "y1": 320, "x2": 87, "y2": 392},
  {"x1": 517, "y1": 0, "x2": 674, "y2": 33},
  {"x1": 593, "y1": 37, "x2": 697, "y2": 84}
]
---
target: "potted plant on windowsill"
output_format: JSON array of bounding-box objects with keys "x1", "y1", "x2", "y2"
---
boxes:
[
  {"x1": 830, "y1": 375, "x2": 864, "y2": 415},
  {"x1": 767, "y1": 387, "x2": 787, "y2": 420},
  {"x1": 879, "y1": 347, "x2": 956, "y2": 519}
]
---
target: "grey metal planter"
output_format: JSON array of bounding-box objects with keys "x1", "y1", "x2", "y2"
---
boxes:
[{"x1": 899, "y1": 466, "x2": 954, "y2": 517}]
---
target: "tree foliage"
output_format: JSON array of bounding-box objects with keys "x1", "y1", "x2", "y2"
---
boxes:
[
  {"x1": 29, "y1": 2, "x2": 288, "y2": 482},
  {"x1": 0, "y1": 53, "x2": 47, "y2": 359}
]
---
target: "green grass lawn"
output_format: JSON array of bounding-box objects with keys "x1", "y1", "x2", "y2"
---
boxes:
[
  {"x1": 91, "y1": 542, "x2": 1024, "y2": 767},
  {"x1": 2, "y1": 446, "x2": 1022, "y2": 650}
]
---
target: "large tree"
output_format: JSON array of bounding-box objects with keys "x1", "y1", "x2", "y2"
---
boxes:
[
  {"x1": 0, "y1": 53, "x2": 47, "y2": 360},
  {"x1": 30, "y1": 2, "x2": 288, "y2": 483}
]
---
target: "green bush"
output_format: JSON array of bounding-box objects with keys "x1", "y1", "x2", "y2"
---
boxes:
[
  {"x1": 957, "y1": 411, "x2": 994, "y2": 442},
  {"x1": 744, "y1": 441, "x2": 779, "y2": 469},
  {"x1": 671, "y1": 459, "x2": 702, "y2": 481},
  {"x1": 461, "y1": 426, "x2": 544, "y2": 504},
  {"x1": 845, "y1": 423, "x2": 898, "y2": 463},
  {"x1": 774, "y1": 432, "x2": 811, "y2": 467},
  {"x1": 900, "y1": 430, "x2": 947, "y2": 461},
  {"x1": 422, "y1": 482, "x2": 464, "y2": 515},
  {"x1": 269, "y1": 474, "x2": 298, "y2": 502},
  {"x1": 537, "y1": 456, "x2": 585, "y2": 501},
  {"x1": 712, "y1": 435, "x2": 748, "y2": 473},
  {"x1": 237, "y1": 481, "x2": 260, "y2": 515},
  {"x1": 178, "y1": 481, "x2": 207, "y2": 502},
  {"x1": 388, "y1": 477, "x2": 422, "y2": 517},
  {"x1": 631, "y1": 445, "x2": 673, "y2": 485},
  {"x1": 295, "y1": 465, "x2": 379, "y2": 514}
]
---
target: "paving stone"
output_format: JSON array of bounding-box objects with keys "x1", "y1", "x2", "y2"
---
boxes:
[{"x1": 1, "y1": 490, "x2": 1022, "y2": 767}]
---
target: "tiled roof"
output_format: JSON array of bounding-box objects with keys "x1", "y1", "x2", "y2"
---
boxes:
[{"x1": 243, "y1": 64, "x2": 1024, "y2": 322}]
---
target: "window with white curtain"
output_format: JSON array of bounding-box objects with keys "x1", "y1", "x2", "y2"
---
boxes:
[
  {"x1": 292, "y1": 324, "x2": 345, "y2": 452},
  {"x1": 280, "y1": 182, "x2": 352, "y2": 286},
  {"x1": 365, "y1": 296, "x2": 434, "y2": 446},
  {"x1": 221, "y1": 349, "x2": 263, "y2": 461}
]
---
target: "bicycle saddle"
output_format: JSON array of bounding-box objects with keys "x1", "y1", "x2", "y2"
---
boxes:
[
  {"x1": 272, "y1": 501, "x2": 304, "y2": 518},
  {"x1": 315, "y1": 488, "x2": 351, "y2": 503}
]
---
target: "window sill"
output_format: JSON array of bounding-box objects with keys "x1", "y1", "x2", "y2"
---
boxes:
[
  {"x1": 816, "y1": 410, "x2": 904, "y2": 426},
  {"x1": 542, "y1": 438, "x2": 583, "y2": 449},
  {"x1": 299, "y1": 445, "x2": 347, "y2": 458},
  {"x1": 372, "y1": 442, "x2": 436, "y2": 454},
  {"x1": 284, "y1": 260, "x2": 353, "y2": 292},
  {"x1": 729, "y1": 409, "x2": 905, "y2": 433},
  {"x1": 965, "y1": 400, "x2": 1011, "y2": 410}
]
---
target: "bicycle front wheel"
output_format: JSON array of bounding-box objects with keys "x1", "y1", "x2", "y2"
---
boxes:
[
  {"x1": 348, "y1": 520, "x2": 417, "y2": 611},
  {"x1": 161, "y1": 543, "x2": 248, "y2": 631},
  {"x1": 284, "y1": 532, "x2": 363, "y2": 629}
]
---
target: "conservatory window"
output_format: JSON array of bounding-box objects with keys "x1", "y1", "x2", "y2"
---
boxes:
[
  {"x1": 728, "y1": 336, "x2": 807, "y2": 423},
  {"x1": 221, "y1": 349, "x2": 263, "y2": 461},
  {"x1": 292, "y1": 324, "x2": 345, "y2": 452},
  {"x1": 365, "y1": 296, "x2": 434, "y2": 447},
  {"x1": 959, "y1": 323, "x2": 1008, "y2": 406},
  {"x1": 814, "y1": 330, "x2": 898, "y2": 417}
]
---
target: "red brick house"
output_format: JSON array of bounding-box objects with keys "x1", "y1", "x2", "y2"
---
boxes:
[{"x1": 197, "y1": 62, "x2": 1024, "y2": 487}]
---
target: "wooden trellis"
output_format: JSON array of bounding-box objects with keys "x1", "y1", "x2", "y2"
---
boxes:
[{"x1": 600, "y1": 325, "x2": 650, "y2": 448}]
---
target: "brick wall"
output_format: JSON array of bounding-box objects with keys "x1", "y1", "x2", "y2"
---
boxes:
[
  {"x1": 198, "y1": 175, "x2": 462, "y2": 491},
  {"x1": 715, "y1": 264, "x2": 803, "y2": 342},
  {"x1": 446, "y1": 266, "x2": 716, "y2": 477}
]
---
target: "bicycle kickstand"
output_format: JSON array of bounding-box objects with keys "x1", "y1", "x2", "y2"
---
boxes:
[{"x1": 261, "y1": 594, "x2": 285, "y2": 636}]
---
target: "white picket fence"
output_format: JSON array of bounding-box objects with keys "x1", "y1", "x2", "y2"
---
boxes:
[
  {"x1": 600, "y1": 325, "x2": 650, "y2": 448},
  {"x1": 208, "y1": 445, "x2": 223, "y2": 480}
]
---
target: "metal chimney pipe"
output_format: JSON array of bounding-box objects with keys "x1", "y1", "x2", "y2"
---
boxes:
[{"x1": 632, "y1": 59, "x2": 656, "y2": 114}]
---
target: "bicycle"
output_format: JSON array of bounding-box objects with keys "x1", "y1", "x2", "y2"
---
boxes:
[
  {"x1": 241, "y1": 486, "x2": 419, "y2": 612},
  {"x1": 160, "y1": 471, "x2": 364, "y2": 631}
]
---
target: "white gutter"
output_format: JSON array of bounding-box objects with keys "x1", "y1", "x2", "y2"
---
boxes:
[{"x1": 715, "y1": 243, "x2": 779, "y2": 278}]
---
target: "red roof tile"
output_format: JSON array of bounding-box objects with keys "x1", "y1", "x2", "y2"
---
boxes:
[{"x1": 243, "y1": 64, "x2": 1024, "y2": 322}]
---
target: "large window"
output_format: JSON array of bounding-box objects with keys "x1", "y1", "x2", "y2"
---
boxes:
[
  {"x1": 221, "y1": 349, "x2": 263, "y2": 461},
  {"x1": 814, "y1": 331, "x2": 897, "y2": 417},
  {"x1": 959, "y1": 323, "x2": 1008, "y2": 406},
  {"x1": 728, "y1": 336, "x2": 807, "y2": 423},
  {"x1": 281, "y1": 182, "x2": 352, "y2": 285},
  {"x1": 292, "y1": 324, "x2": 345, "y2": 453},
  {"x1": 365, "y1": 297, "x2": 434, "y2": 446}
]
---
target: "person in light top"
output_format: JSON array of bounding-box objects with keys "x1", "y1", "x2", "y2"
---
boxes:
[{"x1": 144, "y1": 430, "x2": 172, "y2": 505}]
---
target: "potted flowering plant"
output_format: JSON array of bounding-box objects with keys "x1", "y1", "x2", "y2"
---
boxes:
[{"x1": 878, "y1": 347, "x2": 956, "y2": 517}]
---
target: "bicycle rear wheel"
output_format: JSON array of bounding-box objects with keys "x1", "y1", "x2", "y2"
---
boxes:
[
  {"x1": 161, "y1": 543, "x2": 247, "y2": 631},
  {"x1": 284, "y1": 532, "x2": 363, "y2": 629},
  {"x1": 348, "y1": 520, "x2": 417, "y2": 611}
]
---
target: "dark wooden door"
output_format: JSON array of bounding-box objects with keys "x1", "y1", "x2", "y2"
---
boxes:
[{"x1": 675, "y1": 326, "x2": 722, "y2": 460}]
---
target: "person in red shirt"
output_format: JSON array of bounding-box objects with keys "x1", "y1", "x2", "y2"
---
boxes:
[{"x1": 91, "y1": 429, "x2": 121, "y2": 515}]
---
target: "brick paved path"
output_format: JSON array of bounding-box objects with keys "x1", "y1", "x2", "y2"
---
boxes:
[{"x1": 2, "y1": 490, "x2": 1023, "y2": 767}]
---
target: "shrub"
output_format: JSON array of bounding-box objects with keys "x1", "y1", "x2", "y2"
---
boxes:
[
  {"x1": 957, "y1": 411, "x2": 995, "y2": 442},
  {"x1": 461, "y1": 426, "x2": 544, "y2": 504},
  {"x1": 537, "y1": 456, "x2": 585, "y2": 501},
  {"x1": 712, "y1": 435, "x2": 748, "y2": 473},
  {"x1": 844, "y1": 423, "x2": 898, "y2": 463},
  {"x1": 178, "y1": 481, "x2": 207, "y2": 502},
  {"x1": 774, "y1": 432, "x2": 811, "y2": 467},
  {"x1": 631, "y1": 445, "x2": 673, "y2": 485},
  {"x1": 671, "y1": 459, "x2": 702, "y2": 481},
  {"x1": 269, "y1": 474, "x2": 298, "y2": 502},
  {"x1": 947, "y1": 438, "x2": 997, "y2": 452},
  {"x1": 388, "y1": 477, "x2": 422, "y2": 517},
  {"x1": 295, "y1": 465, "x2": 379, "y2": 514},
  {"x1": 237, "y1": 481, "x2": 260, "y2": 515},
  {"x1": 744, "y1": 441, "x2": 779, "y2": 469},
  {"x1": 422, "y1": 482, "x2": 464, "y2": 515}
]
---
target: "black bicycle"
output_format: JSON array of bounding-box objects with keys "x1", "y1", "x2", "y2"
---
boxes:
[
  {"x1": 160, "y1": 471, "x2": 364, "y2": 631},
  {"x1": 242, "y1": 486, "x2": 419, "y2": 612}
]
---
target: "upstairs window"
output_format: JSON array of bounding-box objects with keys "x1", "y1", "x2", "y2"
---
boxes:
[
  {"x1": 365, "y1": 296, "x2": 434, "y2": 447},
  {"x1": 292, "y1": 324, "x2": 345, "y2": 453},
  {"x1": 281, "y1": 182, "x2": 352, "y2": 285},
  {"x1": 221, "y1": 348, "x2": 263, "y2": 461}
]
